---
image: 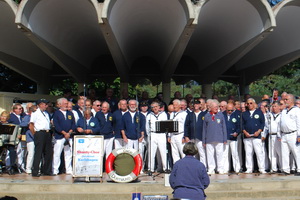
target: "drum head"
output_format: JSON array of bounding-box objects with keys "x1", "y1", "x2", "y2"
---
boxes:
[{"x1": 114, "y1": 153, "x2": 135, "y2": 176}]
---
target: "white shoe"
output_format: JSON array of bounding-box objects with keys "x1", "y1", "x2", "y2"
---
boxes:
[
  {"x1": 245, "y1": 170, "x2": 252, "y2": 174},
  {"x1": 218, "y1": 171, "x2": 225, "y2": 175},
  {"x1": 260, "y1": 171, "x2": 267, "y2": 174},
  {"x1": 208, "y1": 171, "x2": 215, "y2": 175}
]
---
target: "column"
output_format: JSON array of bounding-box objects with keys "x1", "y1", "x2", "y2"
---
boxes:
[
  {"x1": 202, "y1": 84, "x2": 213, "y2": 99},
  {"x1": 162, "y1": 81, "x2": 171, "y2": 105}
]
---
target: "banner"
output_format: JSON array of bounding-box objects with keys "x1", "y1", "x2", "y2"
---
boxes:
[{"x1": 73, "y1": 135, "x2": 104, "y2": 177}]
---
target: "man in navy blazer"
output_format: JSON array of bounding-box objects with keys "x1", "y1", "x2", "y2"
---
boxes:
[
  {"x1": 76, "y1": 109, "x2": 100, "y2": 135},
  {"x1": 7, "y1": 103, "x2": 23, "y2": 175},
  {"x1": 184, "y1": 100, "x2": 208, "y2": 168},
  {"x1": 112, "y1": 99, "x2": 128, "y2": 149},
  {"x1": 121, "y1": 100, "x2": 145, "y2": 150},
  {"x1": 52, "y1": 98, "x2": 76, "y2": 175},
  {"x1": 223, "y1": 103, "x2": 241, "y2": 173},
  {"x1": 95, "y1": 102, "x2": 114, "y2": 159},
  {"x1": 242, "y1": 98, "x2": 266, "y2": 174}
]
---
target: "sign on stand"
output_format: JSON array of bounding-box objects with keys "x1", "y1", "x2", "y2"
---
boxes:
[{"x1": 73, "y1": 135, "x2": 104, "y2": 181}]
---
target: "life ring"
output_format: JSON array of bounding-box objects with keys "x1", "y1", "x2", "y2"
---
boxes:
[{"x1": 106, "y1": 148, "x2": 142, "y2": 183}]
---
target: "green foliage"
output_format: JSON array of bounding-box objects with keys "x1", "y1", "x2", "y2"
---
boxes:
[
  {"x1": 250, "y1": 59, "x2": 300, "y2": 96},
  {"x1": 212, "y1": 80, "x2": 237, "y2": 97}
]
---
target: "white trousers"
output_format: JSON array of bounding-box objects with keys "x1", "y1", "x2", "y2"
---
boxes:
[
  {"x1": 170, "y1": 133, "x2": 184, "y2": 164},
  {"x1": 125, "y1": 139, "x2": 139, "y2": 150},
  {"x1": 281, "y1": 132, "x2": 300, "y2": 173},
  {"x1": 262, "y1": 141, "x2": 269, "y2": 171},
  {"x1": 224, "y1": 140, "x2": 240, "y2": 173},
  {"x1": 191, "y1": 139, "x2": 207, "y2": 168},
  {"x1": 52, "y1": 138, "x2": 73, "y2": 174},
  {"x1": 114, "y1": 138, "x2": 125, "y2": 149},
  {"x1": 103, "y1": 137, "x2": 114, "y2": 159},
  {"x1": 26, "y1": 142, "x2": 35, "y2": 173},
  {"x1": 139, "y1": 138, "x2": 147, "y2": 161},
  {"x1": 148, "y1": 133, "x2": 167, "y2": 172},
  {"x1": 16, "y1": 142, "x2": 24, "y2": 168},
  {"x1": 244, "y1": 138, "x2": 265, "y2": 172},
  {"x1": 269, "y1": 135, "x2": 282, "y2": 172},
  {"x1": 206, "y1": 142, "x2": 224, "y2": 173}
]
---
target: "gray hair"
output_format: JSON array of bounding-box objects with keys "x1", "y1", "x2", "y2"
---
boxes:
[
  {"x1": 57, "y1": 98, "x2": 67, "y2": 105},
  {"x1": 183, "y1": 142, "x2": 198, "y2": 156}
]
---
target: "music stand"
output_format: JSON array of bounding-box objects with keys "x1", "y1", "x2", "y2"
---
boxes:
[{"x1": 155, "y1": 120, "x2": 178, "y2": 173}]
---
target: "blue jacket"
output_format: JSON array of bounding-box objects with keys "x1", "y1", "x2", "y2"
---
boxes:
[
  {"x1": 121, "y1": 111, "x2": 145, "y2": 140},
  {"x1": 170, "y1": 156, "x2": 210, "y2": 200},
  {"x1": 184, "y1": 110, "x2": 207, "y2": 141},
  {"x1": 223, "y1": 111, "x2": 241, "y2": 141},
  {"x1": 19, "y1": 115, "x2": 34, "y2": 142},
  {"x1": 242, "y1": 109, "x2": 265, "y2": 139},
  {"x1": 53, "y1": 110, "x2": 76, "y2": 139},
  {"x1": 112, "y1": 110, "x2": 125, "y2": 139},
  {"x1": 8, "y1": 113, "x2": 22, "y2": 125},
  {"x1": 76, "y1": 117, "x2": 100, "y2": 135},
  {"x1": 95, "y1": 112, "x2": 114, "y2": 139},
  {"x1": 202, "y1": 112, "x2": 227, "y2": 144}
]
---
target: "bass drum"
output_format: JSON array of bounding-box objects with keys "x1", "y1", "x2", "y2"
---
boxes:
[{"x1": 106, "y1": 148, "x2": 142, "y2": 183}]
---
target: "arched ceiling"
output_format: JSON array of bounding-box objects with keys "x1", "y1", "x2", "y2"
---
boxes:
[{"x1": 0, "y1": 0, "x2": 299, "y2": 88}]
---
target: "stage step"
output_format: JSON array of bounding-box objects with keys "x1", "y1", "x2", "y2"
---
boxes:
[{"x1": 1, "y1": 174, "x2": 300, "y2": 200}]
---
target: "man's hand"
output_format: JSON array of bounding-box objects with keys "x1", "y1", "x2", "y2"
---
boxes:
[
  {"x1": 167, "y1": 137, "x2": 171, "y2": 143},
  {"x1": 123, "y1": 137, "x2": 128, "y2": 143},
  {"x1": 64, "y1": 133, "x2": 70, "y2": 139},
  {"x1": 77, "y1": 127, "x2": 84, "y2": 133},
  {"x1": 261, "y1": 137, "x2": 265, "y2": 141},
  {"x1": 185, "y1": 137, "x2": 190, "y2": 143},
  {"x1": 138, "y1": 135, "x2": 144, "y2": 142},
  {"x1": 254, "y1": 131, "x2": 260, "y2": 137}
]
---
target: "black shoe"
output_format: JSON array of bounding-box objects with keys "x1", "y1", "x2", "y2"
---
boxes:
[
  {"x1": 291, "y1": 170, "x2": 295, "y2": 174},
  {"x1": 294, "y1": 172, "x2": 300, "y2": 176},
  {"x1": 8, "y1": 168, "x2": 15, "y2": 175},
  {"x1": 32, "y1": 173, "x2": 40, "y2": 177},
  {"x1": 279, "y1": 172, "x2": 290, "y2": 176},
  {"x1": 42, "y1": 173, "x2": 57, "y2": 176}
]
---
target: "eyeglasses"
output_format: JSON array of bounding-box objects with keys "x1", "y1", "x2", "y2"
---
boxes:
[
  {"x1": 246, "y1": 102, "x2": 253, "y2": 105},
  {"x1": 227, "y1": 110, "x2": 234, "y2": 112},
  {"x1": 96, "y1": 105, "x2": 101, "y2": 107},
  {"x1": 284, "y1": 99, "x2": 289, "y2": 101}
]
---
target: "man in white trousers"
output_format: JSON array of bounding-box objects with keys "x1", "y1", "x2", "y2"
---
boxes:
[
  {"x1": 169, "y1": 99, "x2": 187, "y2": 164},
  {"x1": 52, "y1": 98, "x2": 76, "y2": 175},
  {"x1": 203, "y1": 101, "x2": 227, "y2": 175},
  {"x1": 146, "y1": 102, "x2": 168, "y2": 172},
  {"x1": 223, "y1": 103, "x2": 241, "y2": 173},
  {"x1": 279, "y1": 94, "x2": 300, "y2": 176},
  {"x1": 242, "y1": 98, "x2": 266, "y2": 174}
]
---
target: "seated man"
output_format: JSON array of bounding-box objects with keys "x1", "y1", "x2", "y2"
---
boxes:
[{"x1": 76, "y1": 108, "x2": 100, "y2": 135}]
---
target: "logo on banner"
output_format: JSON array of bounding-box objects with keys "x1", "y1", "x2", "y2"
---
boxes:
[{"x1": 78, "y1": 139, "x2": 84, "y2": 143}]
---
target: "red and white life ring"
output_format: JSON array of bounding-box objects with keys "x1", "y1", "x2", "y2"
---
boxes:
[{"x1": 106, "y1": 148, "x2": 142, "y2": 183}]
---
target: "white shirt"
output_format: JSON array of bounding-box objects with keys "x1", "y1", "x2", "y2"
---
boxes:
[
  {"x1": 60, "y1": 110, "x2": 67, "y2": 120},
  {"x1": 91, "y1": 109, "x2": 97, "y2": 117},
  {"x1": 72, "y1": 110, "x2": 80, "y2": 124},
  {"x1": 146, "y1": 111, "x2": 168, "y2": 135},
  {"x1": 30, "y1": 108, "x2": 50, "y2": 131},
  {"x1": 280, "y1": 106, "x2": 300, "y2": 136},
  {"x1": 170, "y1": 110, "x2": 187, "y2": 134},
  {"x1": 268, "y1": 112, "x2": 281, "y2": 137},
  {"x1": 130, "y1": 111, "x2": 136, "y2": 123},
  {"x1": 194, "y1": 111, "x2": 201, "y2": 122}
]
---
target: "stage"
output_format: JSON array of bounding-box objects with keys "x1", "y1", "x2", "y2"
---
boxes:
[{"x1": 1, "y1": 172, "x2": 300, "y2": 200}]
